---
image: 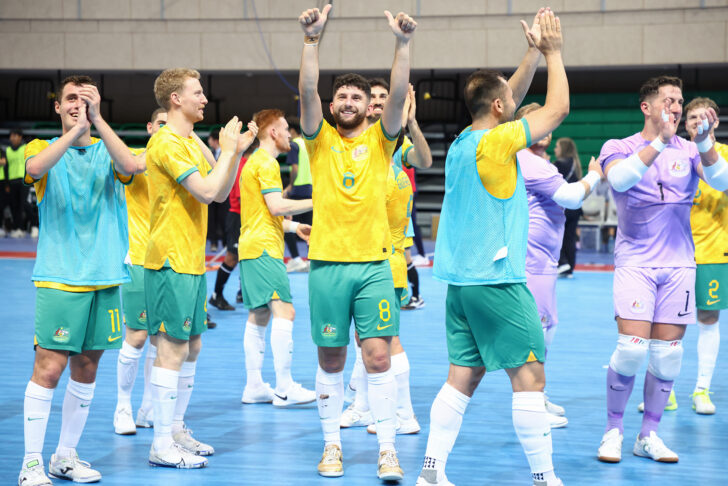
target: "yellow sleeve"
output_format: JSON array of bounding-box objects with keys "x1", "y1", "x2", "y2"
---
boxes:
[
  {"x1": 475, "y1": 119, "x2": 530, "y2": 199},
  {"x1": 24, "y1": 139, "x2": 50, "y2": 200},
  {"x1": 157, "y1": 138, "x2": 199, "y2": 183},
  {"x1": 303, "y1": 119, "x2": 330, "y2": 165},
  {"x1": 376, "y1": 119, "x2": 400, "y2": 159},
  {"x1": 258, "y1": 159, "x2": 283, "y2": 194}
]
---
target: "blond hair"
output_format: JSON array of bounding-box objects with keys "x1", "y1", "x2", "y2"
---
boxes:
[
  {"x1": 515, "y1": 102, "x2": 541, "y2": 120},
  {"x1": 154, "y1": 68, "x2": 200, "y2": 110},
  {"x1": 556, "y1": 137, "x2": 582, "y2": 179},
  {"x1": 684, "y1": 97, "x2": 720, "y2": 116}
]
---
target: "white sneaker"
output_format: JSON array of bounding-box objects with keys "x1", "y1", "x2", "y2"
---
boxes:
[
  {"x1": 557, "y1": 264, "x2": 571, "y2": 274},
  {"x1": 273, "y1": 382, "x2": 316, "y2": 407},
  {"x1": 367, "y1": 414, "x2": 421, "y2": 435},
  {"x1": 173, "y1": 426, "x2": 215, "y2": 456},
  {"x1": 412, "y1": 254, "x2": 430, "y2": 267},
  {"x1": 149, "y1": 442, "x2": 208, "y2": 468},
  {"x1": 30, "y1": 226, "x2": 39, "y2": 238},
  {"x1": 340, "y1": 403, "x2": 373, "y2": 427},
  {"x1": 10, "y1": 229, "x2": 25, "y2": 239},
  {"x1": 241, "y1": 382, "x2": 275, "y2": 404},
  {"x1": 286, "y1": 257, "x2": 308, "y2": 273},
  {"x1": 545, "y1": 396, "x2": 565, "y2": 416},
  {"x1": 597, "y1": 428, "x2": 623, "y2": 463},
  {"x1": 548, "y1": 412, "x2": 568, "y2": 429},
  {"x1": 633, "y1": 431, "x2": 678, "y2": 462},
  {"x1": 416, "y1": 469, "x2": 454, "y2": 485},
  {"x1": 113, "y1": 406, "x2": 136, "y2": 435},
  {"x1": 48, "y1": 451, "x2": 101, "y2": 483},
  {"x1": 135, "y1": 407, "x2": 154, "y2": 428},
  {"x1": 692, "y1": 388, "x2": 716, "y2": 415},
  {"x1": 18, "y1": 457, "x2": 52, "y2": 486}
]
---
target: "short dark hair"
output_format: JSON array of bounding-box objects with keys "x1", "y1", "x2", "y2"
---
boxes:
[
  {"x1": 9, "y1": 128, "x2": 23, "y2": 137},
  {"x1": 57, "y1": 75, "x2": 96, "y2": 101},
  {"x1": 287, "y1": 117, "x2": 301, "y2": 135},
  {"x1": 639, "y1": 76, "x2": 683, "y2": 103},
  {"x1": 150, "y1": 108, "x2": 166, "y2": 124},
  {"x1": 332, "y1": 73, "x2": 371, "y2": 100},
  {"x1": 368, "y1": 77, "x2": 390, "y2": 93},
  {"x1": 464, "y1": 69, "x2": 507, "y2": 118},
  {"x1": 208, "y1": 130, "x2": 219, "y2": 141}
]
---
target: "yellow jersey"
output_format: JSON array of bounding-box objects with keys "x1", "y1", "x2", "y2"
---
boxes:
[
  {"x1": 692, "y1": 142, "x2": 728, "y2": 264},
  {"x1": 238, "y1": 148, "x2": 285, "y2": 260},
  {"x1": 386, "y1": 164, "x2": 413, "y2": 289},
  {"x1": 476, "y1": 120, "x2": 530, "y2": 198},
  {"x1": 304, "y1": 119, "x2": 398, "y2": 262},
  {"x1": 125, "y1": 147, "x2": 149, "y2": 266},
  {"x1": 144, "y1": 125, "x2": 211, "y2": 275}
]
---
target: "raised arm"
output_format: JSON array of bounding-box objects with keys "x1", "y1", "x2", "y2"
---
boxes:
[
  {"x1": 79, "y1": 84, "x2": 144, "y2": 176},
  {"x1": 381, "y1": 11, "x2": 417, "y2": 138},
  {"x1": 402, "y1": 85, "x2": 432, "y2": 169},
  {"x1": 509, "y1": 8, "x2": 546, "y2": 108},
  {"x1": 694, "y1": 108, "x2": 728, "y2": 191},
  {"x1": 551, "y1": 156, "x2": 603, "y2": 209},
  {"x1": 263, "y1": 192, "x2": 313, "y2": 216},
  {"x1": 523, "y1": 11, "x2": 569, "y2": 145},
  {"x1": 298, "y1": 5, "x2": 331, "y2": 136}
]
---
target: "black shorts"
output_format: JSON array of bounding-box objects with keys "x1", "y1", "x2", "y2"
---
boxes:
[{"x1": 225, "y1": 211, "x2": 241, "y2": 256}]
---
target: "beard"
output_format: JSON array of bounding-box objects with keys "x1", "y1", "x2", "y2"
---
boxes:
[{"x1": 334, "y1": 109, "x2": 366, "y2": 130}]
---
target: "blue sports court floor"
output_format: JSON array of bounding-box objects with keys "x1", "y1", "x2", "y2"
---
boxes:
[{"x1": 1, "y1": 255, "x2": 725, "y2": 485}]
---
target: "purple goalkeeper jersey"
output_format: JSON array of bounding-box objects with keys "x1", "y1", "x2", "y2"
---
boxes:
[
  {"x1": 519, "y1": 149, "x2": 567, "y2": 274},
  {"x1": 600, "y1": 132, "x2": 700, "y2": 268}
]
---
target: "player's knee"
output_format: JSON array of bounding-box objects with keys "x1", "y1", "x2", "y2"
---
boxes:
[
  {"x1": 364, "y1": 351, "x2": 391, "y2": 374},
  {"x1": 126, "y1": 329, "x2": 147, "y2": 348},
  {"x1": 647, "y1": 339, "x2": 683, "y2": 381},
  {"x1": 609, "y1": 334, "x2": 649, "y2": 377},
  {"x1": 32, "y1": 364, "x2": 64, "y2": 389},
  {"x1": 698, "y1": 310, "x2": 719, "y2": 325}
]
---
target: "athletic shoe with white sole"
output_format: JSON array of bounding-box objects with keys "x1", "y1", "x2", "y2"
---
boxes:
[
  {"x1": 638, "y1": 388, "x2": 677, "y2": 412},
  {"x1": 597, "y1": 428, "x2": 623, "y2": 463},
  {"x1": 692, "y1": 388, "x2": 716, "y2": 415},
  {"x1": 286, "y1": 257, "x2": 309, "y2": 273},
  {"x1": 633, "y1": 431, "x2": 678, "y2": 462},
  {"x1": 377, "y1": 450, "x2": 404, "y2": 481},
  {"x1": 415, "y1": 469, "x2": 454, "y2": 486},
  {"x1": 317, "y1": 444, "x2": 343, "y2": 477},
  {"x1": 48, "y1": 451, "x2": 101, "y2": 483},
  {"x1": 367, "y1": 414, "x2": 421, "y2": 435},
  {"x1": 401, "y1": 296, "x2": 425, "y2": 310},
  {"x1": 135, "y1": 407, "x2": 154, "y2": 428},
  {"x1": 273, "y1": 382, "x2": 316, "y2": 407},
  {"x1": 173, "y1": 426, "x2": 215, "y2": 456},
  {"x1": 545, "y1": 396, "x2": 565, "y2": 416},
  {"x1": 412, "y1": 254, "x2": 430, "y2": 267},
  {"x1": 548, "y1": 412, "x2": 568, "y2": 429},
  {"x1": 149, "y1": 442, "x2": 208, "y2": 468},
  {"x1": 340, "y1": 403, "x2": 373, "y2": 427},
  {"x1": 241, "y1": 382, "x2": 275, "y2": 404},
  {"x1": 18, "y1": 457, "x2": 52, "y2": 486},
  {"x1": 113, "y1": 406, "x2": 136, "y2": 435}
]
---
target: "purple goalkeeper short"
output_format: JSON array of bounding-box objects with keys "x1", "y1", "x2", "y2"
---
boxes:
[
  {"x1": 613, "y1": 266, "x2": 696, "y2": 325},
  {"x1": 526, "y1": 271, "x2": 558, "y2": 330}
]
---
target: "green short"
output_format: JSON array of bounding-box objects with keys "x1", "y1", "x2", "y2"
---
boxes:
[
  {"x1": 696, "y1": 263, "x2": 728, "y2": 311},
  {"x1": 122, "y1": 264, "x2": 148, "y2": 330},
  {"x1": 34, "y1": 286, "x2": 123, "y2": 354},
  {"x1": 396, "y1": 287, "x2": 408, "y2": 310},
  {"x1": 144, "y1": 267, "x2": 208, "y2": 341},
  {"x1": 309, "y1": 260, "x2": 398, "y2": 347},
  {"x1": 446, "y1": 282, "x2": 544, "y2": 371},
  {"x1": 239, "y1": 251, "x2": 292, "y2": 310}
]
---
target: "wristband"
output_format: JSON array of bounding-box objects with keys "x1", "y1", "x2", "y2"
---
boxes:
[
  {"x1": 287, "y1": 221, "x2": 300, "y2": 233},
  {"x1": 697, "y1": 137, "x2": 714, "y2": 153},
  {"x1": 649, "y1": 138, "x2": 667, "y2": 152},
  {"x1": 583, "y1": 171, "x2": 601, "y2": 191}
]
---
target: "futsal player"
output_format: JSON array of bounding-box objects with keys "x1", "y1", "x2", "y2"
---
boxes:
[
  {"x1": 416, "y1": 9, "x2": 568, "y2": 486},
  {"x1": 298, "y1": 3, "x2": 415, "y2": 480},
  {"x1": 238, "y1": 109, "x2": 315, "y2": 407},
  {"x1": 144, "y1": 68, "x2": 257, "y2": 468},
  {"x1": 597, "y1": 77, "x2": 728, "y2": 463},
  {"x1": 19, "y1": 75, "x2": 145, "y2": 486}
]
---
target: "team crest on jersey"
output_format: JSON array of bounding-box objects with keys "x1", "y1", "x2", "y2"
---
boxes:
[
  {"x1": 322, "y1": 324, "x2": 337, "y2": 337},
  {"x1": 351, "y1": 144, "x2": 369, "y2": 162},
  {"x1": 53, "y1": 327, "x2": 70, "y2": 343},
  {"x1": 669, "y1": 160, "x2": 690, "y2": 177},
  {"x1": 183, "y1": 318, "x2": 192, "y2": 330},
  {"x1": 139, "y1": 310, "x2": 147, "y2": 323},
  {"x1": 631, "y1": 299, "x2": 646, "y2": 314}
]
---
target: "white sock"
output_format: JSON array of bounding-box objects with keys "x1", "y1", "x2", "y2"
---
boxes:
[
  {"x1": 244, "y1": 321, "x2": 267, "y2": 388},
  {"x1": 696, "y1": 322, "x2": 720, "y2": 391},
  {"x1": 316, "y1": 366, "x2": 343, "y2": 447},
  {"x1": 271, "y1": 318, "x2": 294, "y2": 393},
  {"x1": 423, "y1": 383, "x2": 470, "y2": 473},
  {"x1": 24, "y1": 381, "x2": 54, "y2": 461},
  {"x1": 56, "y1": 379, "x2": 95, "y2": 459},
  {"x1": 512, "y1": 392, "x2": 555, "y2": 479},
  {"x1": 367, "y1": 369, "x2": 397, "y2": 453},
  {"x1": 171, "y1": 361, "x2": 196, "y2": 434},
  {"x1": 140, "y1": 343, "x2": 156, "y2": 413},
  {"x1": 151, "y1": 366, "x2": 179, "y2": 451},
  {"x1": 391, "y1": 352, "x2": 414, "y2": 421},
  {"x1": 353, "y1": 344, "x2": 369, "y2": 412},
  {"x1": 347, "y1": 343, "x2": 364, "y2": 396},
  {"x1": 116, "y1": 341, "x2": 143, "y2": 410}
]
